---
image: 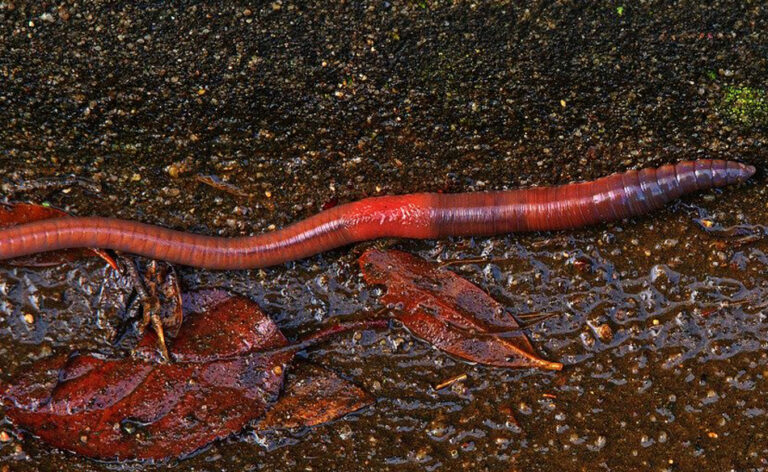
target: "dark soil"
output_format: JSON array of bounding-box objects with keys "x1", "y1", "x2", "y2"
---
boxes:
[{"x1": 1, "y1": 1, "x2": 767, "y2": 470}]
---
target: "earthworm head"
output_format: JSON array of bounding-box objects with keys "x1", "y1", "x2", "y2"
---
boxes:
[
  {"x1": 706, "y1": 160, "x2": 756, "y2": 187},
  {"x1": 725, "y1": 161, "x2": 756, "y2": 184}
]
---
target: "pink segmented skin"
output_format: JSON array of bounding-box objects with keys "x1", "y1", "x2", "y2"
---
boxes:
[{"x1": 0, "y1": 159, "x2": 755, "y2": 269}]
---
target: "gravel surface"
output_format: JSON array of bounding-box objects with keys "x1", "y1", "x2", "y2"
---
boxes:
[{"x1": 1, "y1": 1, "x2": 767, "y2": 470}]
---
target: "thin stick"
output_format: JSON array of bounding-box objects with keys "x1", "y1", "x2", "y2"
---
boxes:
[{"x1": 433, "y1": 373, "x2": 467, "y2": 391}]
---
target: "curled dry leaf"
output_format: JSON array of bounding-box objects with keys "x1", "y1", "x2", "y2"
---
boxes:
[
  {"x1": 144, "y1": 260, "x2": 184, "y2": 338},
  {"x1": 359, "y1": 249, "x2": 562, "y2": 370},
  {"x1": 0, "y1": 202, "x2": 117, "y2": 268}
]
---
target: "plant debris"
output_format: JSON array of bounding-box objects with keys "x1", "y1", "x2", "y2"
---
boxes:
[{"x1": 359, "y1": 249, "x2": 562, "y2": 370}]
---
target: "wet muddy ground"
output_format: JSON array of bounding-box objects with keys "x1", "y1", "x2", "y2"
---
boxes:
[{"x1": 1, "y1": 1, "x2": 767, "y2": 470}]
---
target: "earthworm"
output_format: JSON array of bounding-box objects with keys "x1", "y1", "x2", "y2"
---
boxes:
[{"x1": 0, "y1": 159, "x2": 755, "y2": 270}]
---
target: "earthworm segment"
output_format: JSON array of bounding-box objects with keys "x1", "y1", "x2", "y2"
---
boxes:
[{"x1": 0, "y1": 160, "x2": 755, "y2": 269}]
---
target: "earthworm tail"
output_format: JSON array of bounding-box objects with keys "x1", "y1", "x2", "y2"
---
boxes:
[{"x1": 0, "y1": 159, "x2": 755, "y2": 269}]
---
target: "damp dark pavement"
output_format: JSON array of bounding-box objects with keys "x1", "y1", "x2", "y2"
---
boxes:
[{"x1": 1, "y1": 1, "x2": 767, "y2": 471}]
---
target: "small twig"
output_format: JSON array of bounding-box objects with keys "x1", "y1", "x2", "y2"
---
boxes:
[
  {"x1": 296, "y1": 319, "x2": 390, "y2": 350},
  {"x1": 1, "y1": 175, "x2": 102, "y2": 200},
  {"x1": 439, "y1": 257, "x2": 489, "y2": 267},
  {"x1": 433, "y1": 373, "x2": 467, "y2": 391},
  {"x1": 250, "y1": 319, "x2": 390, "y2": 359},
  {"x1": 149, "y1": 314, "x2": 170, "y2": 361},
  {"x1": 194, "y1": 174, "x2": 250, "y2": 199},
  {"x1": 530, "y1": 236, "x2": 570, "y2": 249},
  {"x1": 515, "y1": 311, "x2": 560, "y2": 326}
]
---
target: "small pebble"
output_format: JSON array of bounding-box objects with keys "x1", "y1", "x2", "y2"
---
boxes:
[
  {"x1": 596, "y1": 324, "x2": 613, "y2": 342},
  {"x1": 167, "y1": 164, "x2": 180, "y2": 178},
  {"x1": 337, "y1": 424, "x2": 353, "y2": 440},
  {"x1": 594, "y1": 435, "x2": 607, "y2": 450}
]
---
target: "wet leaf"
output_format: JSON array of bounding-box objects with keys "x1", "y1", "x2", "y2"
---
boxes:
[
  {"x1": 259, "y1": 363, "x2": 374, "y2": 430},
  {"x1": 359, "y1": 249, "x2": 562, "y2": 370},
  {"x1": 1, "y1": 290, "x2": 382, "y2": 461},
  {"x1": 1, "y1": 291, "x2": 293, "y2": 461},
  {"x1": 0, "y1": 202, "x2": 117, "y2": 269}
]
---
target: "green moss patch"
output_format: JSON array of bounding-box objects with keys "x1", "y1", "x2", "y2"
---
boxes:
[{"x1": 720, "y1": 86, "x2": 768, "y2": 127}]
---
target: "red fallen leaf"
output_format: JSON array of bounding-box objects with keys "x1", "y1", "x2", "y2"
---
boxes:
[
  {"x1": 1, "y1": 291, "x2": 385, "y2": 461},
  {"x1": 136, "y1": 291, "x2": 290, "y2": 364},
  {"x1": 259, "y1": 363, "x2": 374, "y2": 430},
  {"x1": 359, "y1": 249, "x2": 562, "y2": 370},
  {"x1": 0, "y1": 202, "x2": 117, "y2": 269},
  {"x1": 1, "y1": 290, "x2": 292, "y2": 461}
]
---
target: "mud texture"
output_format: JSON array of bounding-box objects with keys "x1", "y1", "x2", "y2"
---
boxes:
[{"x1": 1, "y1": 1, "x2": 767, "y2": 471}]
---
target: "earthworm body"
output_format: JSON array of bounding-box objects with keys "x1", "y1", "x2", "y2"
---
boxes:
[{"x1": 0, "y1": 160, "x2": 755, "y2": 269}]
